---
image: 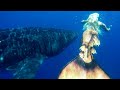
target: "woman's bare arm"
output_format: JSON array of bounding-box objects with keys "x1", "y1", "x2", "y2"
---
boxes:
[
  {"x1": 98, "y1": 21, "x2": 111, "y2": 31},
  {"x1": 81, "y1": 20, "x2": 88, "y2": 23}
]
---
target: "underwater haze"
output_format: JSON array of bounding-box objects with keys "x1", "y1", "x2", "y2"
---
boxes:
[{"x1": 0, "y1": 11, "x2": 119, "y2": 79}]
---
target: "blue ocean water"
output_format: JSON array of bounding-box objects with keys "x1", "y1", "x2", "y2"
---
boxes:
[{"x1": 0, "y1": 11, "x2": 119, "y2": 79}]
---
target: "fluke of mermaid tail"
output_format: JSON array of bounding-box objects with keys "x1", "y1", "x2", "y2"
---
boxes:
[
  {"x1": 58, "y1": 56, "x2": 110, "y2": 79},
  {"x1": 58, "y1": 13, "x2": 111, "y2": 79}
]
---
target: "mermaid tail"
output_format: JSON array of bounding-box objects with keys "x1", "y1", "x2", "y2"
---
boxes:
[
  {"x1": 58, "y1": 13, "x2": 111, "y2": 79},
  {"x1": 58, "y1": 56, "x2": 110, "y2": 79}
]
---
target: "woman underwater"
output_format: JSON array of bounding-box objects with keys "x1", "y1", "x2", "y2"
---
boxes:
[
  {"x1": 58, "y1": 13, "x2": 111, "y2": 79},
  {"x1": 80, "y1": 13, "x2": 110, "y2": 63}
]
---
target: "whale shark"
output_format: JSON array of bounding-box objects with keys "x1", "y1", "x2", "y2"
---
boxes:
[{"x1": 0, "y1": 27, "x2": 79, "y2": 79}]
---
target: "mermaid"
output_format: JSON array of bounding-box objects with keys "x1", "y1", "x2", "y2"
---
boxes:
[
  {"x1": 80, "y1": 13, "x2": 110, "y2": 63},
  {"x1": 58, "y1": 13, "x2": 111, "y2": 79}
]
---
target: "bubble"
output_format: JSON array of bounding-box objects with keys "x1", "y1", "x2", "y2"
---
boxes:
[{"x1": 0, "y1": 56, "x2": 4, "y2": 62}]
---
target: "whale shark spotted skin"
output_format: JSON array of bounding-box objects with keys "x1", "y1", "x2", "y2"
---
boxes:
[{"x1": 0, "y1": 27, "x2": 79, "y2": 79}]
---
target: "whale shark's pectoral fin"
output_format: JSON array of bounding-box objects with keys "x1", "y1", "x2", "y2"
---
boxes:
[
  {"x1": 6, "y1": 57, "x2": 44, "y2": 79},
  {"x1": 6, "y1": 63, "x2": 19, "y2": 71}
]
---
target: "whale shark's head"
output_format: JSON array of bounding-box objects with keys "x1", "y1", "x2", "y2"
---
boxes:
[{"x1": 0, "y1": 27, "x2": 80, "y2": 69}]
